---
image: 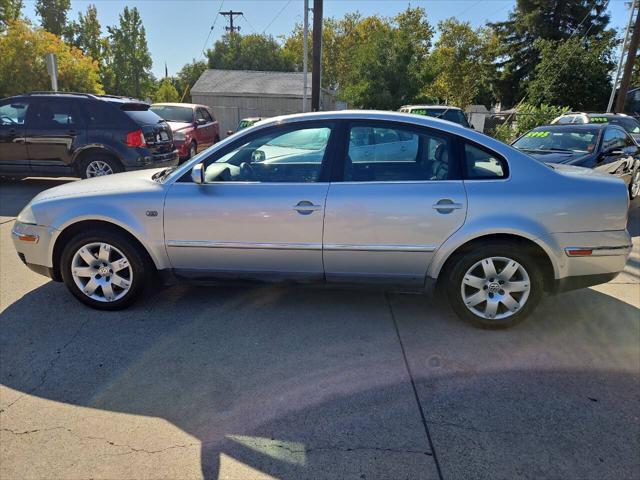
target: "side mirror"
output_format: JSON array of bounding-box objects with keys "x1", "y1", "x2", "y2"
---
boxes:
[
  {"x1": 226, "y1": 130, "x2": 235, "y2": 136},
  {"x1": 251, "y1": 150, "x2": 266, "y2": 163},
  {"x1": 195, "y1": 118, "x2": 207, "y2": 126},
  {"x1": 191, "y1": 163, "x2": 204, "y2": 184}
]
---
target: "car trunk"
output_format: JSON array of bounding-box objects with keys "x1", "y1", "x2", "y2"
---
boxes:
[{"x1": 120, "y1": 103, "x2": 175, "y2": 155}]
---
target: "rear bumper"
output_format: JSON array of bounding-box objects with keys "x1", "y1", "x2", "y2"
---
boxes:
[{"x1": 127, "y1": 149, "x2": 179, "y2": 170}]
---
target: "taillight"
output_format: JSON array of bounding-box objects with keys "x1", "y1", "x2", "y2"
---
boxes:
[{"x1": 125, "y1": 129, "x2": 146, "y2": 147}]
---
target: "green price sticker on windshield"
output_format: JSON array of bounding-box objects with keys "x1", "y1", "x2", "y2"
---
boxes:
[
  {"x1": 590, "y1": 117, "x2": 609, "y2": 123},
  {"x1": 525, "y1": 131, "x2": 550, "y2": 137}
]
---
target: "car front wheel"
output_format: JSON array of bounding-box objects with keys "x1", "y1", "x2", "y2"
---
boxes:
[
  {"x1": 60, "y1": 229, "x2": 151, "y2": 310},
  {"x1": 445, "y1": 242, "x2": 544, "y2": 329}
]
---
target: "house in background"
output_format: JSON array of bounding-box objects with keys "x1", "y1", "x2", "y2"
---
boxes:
[{"x1": 191, "y1": 69, "x2": 341, "y2": 136}]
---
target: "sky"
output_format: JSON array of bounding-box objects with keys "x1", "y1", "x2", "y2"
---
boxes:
[{"x1": 21, "y1": 0, "x2": 636, "y2": 79}]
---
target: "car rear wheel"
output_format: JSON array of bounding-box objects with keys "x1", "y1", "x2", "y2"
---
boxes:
[
  {"x1": 60, "y1": 229, "x2": 151, "y2": 310},
  {"x1": 445, "y1": 242, "x2": 544, "y2": 329},
  {"x1": 81, "y1": 154, "x2": 122, "y2": 179}
]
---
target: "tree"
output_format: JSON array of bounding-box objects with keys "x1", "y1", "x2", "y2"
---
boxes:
[
  {"x1": 0, "y1": 0, "x2": 23, "y2": 33},
  {"x1": 153, "y1": 78, "x2": 180, "y2": 102},
  {"x1": 494, "y1": 103, "x2": 570, "y2": 143},
  {"x1": 0, "y1": 19, "x2": 102, "y2": 97},
  {"x1": 106, "y1": 6, "x2": 153, "y2": 99},
  {"x1": 35, "y1": 0, "x2": 70, "y2": 36},
  {"x1": 65, "y1": 4, "x2": 102, "y2": 62},
  {"x1": 207, "y1": 32, "x2": 293, "y2": 72},
  {"x1": 427, "y1": 19, "x2": 497, "y2": 108},
  {"x1": 526, "y1": 33, "x2": 615, "y2": 110},
  {"x1": 490, "y1": 0, "x2": 612, "y2": 107},
  {"x1": 176, "y1": 59, "x2": 207, "y2": 102},
  {"x1": 284, "y1": 7, "x2": 433, "y2": 109}
]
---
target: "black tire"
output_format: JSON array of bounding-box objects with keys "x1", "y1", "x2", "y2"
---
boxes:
[
  {"x1": 188, "y1": 142, "x2": 197, "y2": 159},
  {"x1": 60, "y1": 228, "x2": 152, "y2": 310},
  {"x1": 79, "y1": 153, "x2": 123, "y2": 179},
  {"x1": 444, "y1": 241, "x2": 544, "y2": 329}
]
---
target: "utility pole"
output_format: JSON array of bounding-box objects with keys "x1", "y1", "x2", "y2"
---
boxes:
[
  {"x1": 220, "y1": 10, "x2": 243, "y2": 33},
  {"x1": 608, "y1": 0, "x2": 638, "y2": 112},
  {"x1": 615, "y1": 1, "x2": 639, "y2": 113},
  {"x1": 311, "y1": 0, "x2": 323, "y2": 111},
  {"x1": 302, "y1": 0, "x2": 309, "y2": 112}
]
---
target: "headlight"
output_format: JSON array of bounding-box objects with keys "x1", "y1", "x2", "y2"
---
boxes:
[
  {"x1": 17, "y1": 204, "x2": 37, "y2": 225},
  {"x1": 173, "y1": 131, "x2": 186, "y2": 141}
]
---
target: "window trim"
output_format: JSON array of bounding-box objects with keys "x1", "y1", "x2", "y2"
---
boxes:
[
  {"x1": 461, "y1": 139, "x2": 510, "y2": 181},
  {"x1": 176, "y1": 120, "x2": 339, "y2": 184},
  {"x1": 332, "y1": 119, "x2": 463, "y2": 183}
]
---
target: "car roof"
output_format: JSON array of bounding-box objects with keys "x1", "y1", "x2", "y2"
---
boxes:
[
  {"x1": 401, "y1": 105, "x2": 462, "y2": 111},
  {"x1": 532, "y1": 123, "x2": 606, "y2": 131},
  {"x1": 151, "y1": 103, "x2": 205, "y2": 109}
]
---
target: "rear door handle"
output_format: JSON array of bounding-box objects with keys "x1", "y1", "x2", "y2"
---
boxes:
[
  {"x1": 293, "y1": 200, "x2": 322, "y2": 215},
  {"x1": 432, "y1": 199, "x2": 464, "y2": 213}
]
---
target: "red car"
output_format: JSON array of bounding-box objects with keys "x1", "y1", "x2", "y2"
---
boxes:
[{"x1": 150, "y1": 103, "x2": 219, "y2": 161}]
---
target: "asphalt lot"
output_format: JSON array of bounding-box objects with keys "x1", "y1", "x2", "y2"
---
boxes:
[{"x1": 0, "y1": 178, "x2": 638, "y2": 480}]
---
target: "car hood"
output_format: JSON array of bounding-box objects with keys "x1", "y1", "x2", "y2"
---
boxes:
[
  {"x1": 30, "y1": 169, "x2": 165, "y2": 204},
  {"x1": 166, "y1": 121, "x2": 192, "y2": 133},
  {"x1": 524, "y1": 150, "x2": 592, "y2": 165}
]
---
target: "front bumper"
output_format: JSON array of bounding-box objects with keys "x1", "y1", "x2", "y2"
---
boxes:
[{"x1": 12, "y1": 222, "x2": 60, "y2": 280}]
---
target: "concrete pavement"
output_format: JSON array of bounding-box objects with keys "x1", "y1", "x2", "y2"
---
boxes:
[{"x1": 0, "y1": 178, "x2": 638, "y2": 480}]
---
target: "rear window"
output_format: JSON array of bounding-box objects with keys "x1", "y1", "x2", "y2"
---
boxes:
[{"x1": 122, "y1": 108, "x2": 164, "y2": 126}]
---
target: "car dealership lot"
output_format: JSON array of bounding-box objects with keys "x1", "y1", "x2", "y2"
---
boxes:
[{"x1": 1, "y1": 178, "x2": 638, "y2": 480}]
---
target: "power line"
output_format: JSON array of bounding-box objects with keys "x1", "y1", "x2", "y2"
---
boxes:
[
  {"x1": 263, "y1": 0, "x2": 293, "y2": 34},
  {"x1": 201, "y1": 0, "x2": 225, "y2": 56},
  {"x1": 241, "y1": 13, "x2": 257, "y2": 34}
]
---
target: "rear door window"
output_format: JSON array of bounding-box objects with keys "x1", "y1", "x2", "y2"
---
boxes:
[{"x1": 30, "y1": 99, "x2": 78, "y2": 128}]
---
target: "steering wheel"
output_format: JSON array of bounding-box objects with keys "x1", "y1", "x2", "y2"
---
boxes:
[
  {"x1": 239, "y1": 162, "x2": 255, "y2": 181},
  {"x1": 0, "y1": 115, "x2": 17, "y2": 125}
]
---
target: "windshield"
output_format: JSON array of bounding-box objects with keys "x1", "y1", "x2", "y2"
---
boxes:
[
  {"x1": 607, "y1": 117, "x2": 640, "y2": 134},
  {"x1": 150, "y1": 105, "x2": 194, "y2": 123},
  {"x1": 409, "y1": 108, "x2": 469, "y2": 126},
  {"x1": 513, "y1": 128, "x2": 599, "y2": 153}
]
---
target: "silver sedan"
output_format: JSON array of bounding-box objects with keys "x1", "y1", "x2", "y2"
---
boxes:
[{"x1": 12, "y1": 111, "x2": 632, "y2": 328}]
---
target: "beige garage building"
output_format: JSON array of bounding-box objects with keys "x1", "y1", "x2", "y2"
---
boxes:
[{"x1": 190, "y1": 69, "x2": 340, "y2": 136}]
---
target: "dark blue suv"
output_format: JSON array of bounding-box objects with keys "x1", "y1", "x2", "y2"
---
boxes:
[{"x1": 0, "y1": 92, "x2": 178, "y2": 178}]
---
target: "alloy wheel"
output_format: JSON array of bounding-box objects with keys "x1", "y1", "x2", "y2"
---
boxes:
[
  {"x1": 460, "y1": 256, "x2": 531, "y2": 321},
  {"x1": 85, "y1": 160, "x2": 114, "y2": 178},
  {"x1": 71, "y1": 242, "x2": 133, "y2": 302}
]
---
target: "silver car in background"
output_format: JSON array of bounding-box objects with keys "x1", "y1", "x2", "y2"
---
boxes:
[{"x1": 12, "y1": 111, "x2": 632, "y2": 328}]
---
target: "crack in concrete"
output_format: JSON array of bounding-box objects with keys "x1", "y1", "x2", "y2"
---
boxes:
[
  {"x1": 0, "y1": 318, "x2": 89, "y2": 414},
  {"x1": 270, "y1": 443, "x2": 433, "y2": 456},
  {"x1": 425, "y1": 419, "x2": 559, "y2": 437}
]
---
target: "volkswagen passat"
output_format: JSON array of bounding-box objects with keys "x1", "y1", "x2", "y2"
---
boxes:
[{"x1": 12, "y1": 111, "x2": 632, "y2": 328}]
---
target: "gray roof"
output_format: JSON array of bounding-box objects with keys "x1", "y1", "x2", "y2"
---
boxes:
[{"x1": 192, "y1": 69, "x2": 329, "y2": 98}]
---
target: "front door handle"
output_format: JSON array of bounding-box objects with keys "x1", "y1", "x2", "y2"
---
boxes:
[
  {"x1": 293, "y1": 200, "x2": 322, "y2": 215},
  {"x1": 432, "y1": 199, "x2": 464, "y2": 214}
]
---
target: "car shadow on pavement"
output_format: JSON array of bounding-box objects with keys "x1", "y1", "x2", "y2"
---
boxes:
[{"x1": 1, "y1": 281, "x2": 638, "y2": 479}]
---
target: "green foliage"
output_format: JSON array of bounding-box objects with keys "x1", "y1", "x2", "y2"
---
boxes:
[
  {"x1": 0, "y1": 0, "x2": 23, "y2": 33},
  {"x1": 65, "y1": 4, "x2": 103, "y2": 62},
  {"x1": 526, "y1": 33, "x2": 615, "y2": 111},
  {"x1": 106, "y1": 6, "x2": 153, "y2": 99},
  {"x1": 426, "y1": 19, "x2": 497, "y2": 108},
  {"x1": 493, "y1": 103, "x2": 570, "y2": 143},
  {"x1": 284, "y1": 7, "x2": 433, "y2": 109},
  {"x1": 490, "y1": 0, "x2": 612, "y2": 107},
  {"x1": 35, "y1": 0, "x2": 70, "y2": 36},
  {"x1": 0, "y1": 19, "x2": 102, "y2": 97},
  {"x1": 207, "y1": 33, "x2": 293, "y2": 72},
  {"x1": 176, "y1": 59, "x2": 207, "y2": 102},
  {"x1": 153, "y1": 78, "x2": 180, "y2": 103}
]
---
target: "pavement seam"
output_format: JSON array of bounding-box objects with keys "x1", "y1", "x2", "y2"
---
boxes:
[{"x1": 385, "y1": 292, "x2": 444, "y2": 480}]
